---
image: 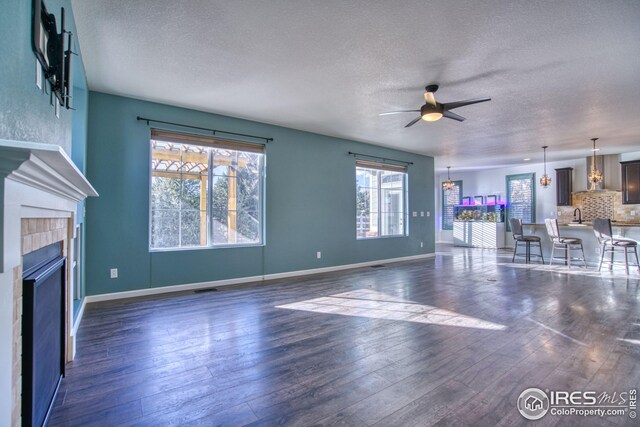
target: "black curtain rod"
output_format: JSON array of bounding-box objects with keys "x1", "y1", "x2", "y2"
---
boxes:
[
  {"x1": 348, "y1": 151, "x2": 413, "y2": 166},
  {"x1": 136, "y1": 116, "x2": 273, "y2": 143}
]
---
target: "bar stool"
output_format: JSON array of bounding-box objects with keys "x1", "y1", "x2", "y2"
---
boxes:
[
  {"x1": 544, "y1": 218, "x2": 587, "y2": 268},
  {"x1": 592, "y1": 218, "x2": 640, "y2": 275},
  {"x1": 510, "y1": 218, "x2": 544, "y2": 264}
]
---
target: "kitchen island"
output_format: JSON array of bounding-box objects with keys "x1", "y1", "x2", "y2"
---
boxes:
[{"x1": 519, "y1": 222, "x2": 640, "y2": 266}]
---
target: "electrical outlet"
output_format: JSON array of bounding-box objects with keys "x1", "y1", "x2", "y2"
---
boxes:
[
  {"x1": 316, "y1": 251, "x2": 321, "y2": 259},
  {"x1": 557, "y1": 211, "x2": 562, "y2": 217},
  {"x1": 426, "y1": 211, "x2": 430, "y2": 217},
  {"x1": 420, "y1": 211, "x2": 425, "y2": 217},
  {"x1": 110, "y1": 268, "x2": 118, "y2": 279},
  {"x1": 420, "y1": 242, "x2": 424, "y2": 248},
  {"x1": 412, "y1": 211, "x2": 417, "y2": 217},
  {"x1": 631, "y1": 211, "x2": 637, "y2": 217}
]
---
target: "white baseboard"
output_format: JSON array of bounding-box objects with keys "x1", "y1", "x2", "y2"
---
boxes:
[
  {"x1": 84, "y1": 253, "x2": 436, "y2": 304},
  {"x1": 69, "y1": 297, "x2": 87, "y2": 360},
  {"x1": 72, "y1": 297, "x2": 87, "y2": 335}
]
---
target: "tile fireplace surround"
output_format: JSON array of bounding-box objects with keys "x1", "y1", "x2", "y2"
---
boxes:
[{"x1": 0, "y1": 139, "x2": 97, "y2": 426}]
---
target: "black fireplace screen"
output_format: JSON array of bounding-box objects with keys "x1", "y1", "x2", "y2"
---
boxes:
[{"x1": 22, "y1": 242, "x2": 66, "y2": 427}]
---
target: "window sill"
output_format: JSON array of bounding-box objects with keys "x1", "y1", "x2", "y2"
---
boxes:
[
  {"x1": 149, "y1": 243, "x2": 265, "y2": 253},
  {"x1": 357, "y1": 235, "x2": 408, "y2": 241}
]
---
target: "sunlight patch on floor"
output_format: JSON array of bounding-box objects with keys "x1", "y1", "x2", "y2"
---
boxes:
[
  {"x1": 526, "y1": 317, "x2": 587, "y2": 347},
  {"x1": 276, "y1": 289, "x2": 506, "y2": 330},
  {"x1": 618, "y1": 338, "x2": 640, "y2": 345}
]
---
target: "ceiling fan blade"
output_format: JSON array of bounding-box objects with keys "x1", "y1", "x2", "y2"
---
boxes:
[
  {"x1": 443, "y1": 97, "x2": 491, "y2": 110},
  {"x1": 404, "y1": 117, "x2": 422, "y2": 128},
  {"x1": 443, "y1": 110, "x2": 466, "y2": 122},
  {"x1": 379, "y1": 110, "x2": 420, "y2": 116}
]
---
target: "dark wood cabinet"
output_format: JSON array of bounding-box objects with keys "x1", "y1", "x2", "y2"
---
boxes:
[
  {"x1": 555, "y1": 167, "x2": 573, "y2": 206},
  {"x1": 621, "y1": 160, "x2": 640, "y2": 204}
]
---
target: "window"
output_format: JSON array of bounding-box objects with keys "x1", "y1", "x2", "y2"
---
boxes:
[
  {"x1": 356, "y1": 160, "x2": 407, "y2": 239},
  {"x1": 150, "y1": 129, "x2": 264, "y2": 249},
  {"x1": 506, "y1": 173, "x2": 535, "y2": 231},
  {"x1": 442, "y1": 181, "x2": 463, "y2": 230}
]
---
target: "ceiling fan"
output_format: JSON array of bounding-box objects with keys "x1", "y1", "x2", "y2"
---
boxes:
[{"x1": 380, "y1": 84, "x2": 491, "y2": 127}]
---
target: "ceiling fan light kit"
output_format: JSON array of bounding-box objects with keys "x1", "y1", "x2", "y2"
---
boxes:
[
  {"x1": 421, "y1": 110, "x2": 443, "y2": 122},
  {"x1": 380, "y1": 84, "x2": 491, "y2": 127}
]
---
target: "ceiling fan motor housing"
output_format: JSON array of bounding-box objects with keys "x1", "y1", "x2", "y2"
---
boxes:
[{"x1": 421, "y1": 103, "x2": 442, "y2": 115}]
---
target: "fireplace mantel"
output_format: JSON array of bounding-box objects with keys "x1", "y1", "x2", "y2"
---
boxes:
[
  {"x1": 0, "y1": 139, "x2": 98, "y2": 203},
  {"x1": 0, "y1": 139, "x2": 98, "y2": 271}
]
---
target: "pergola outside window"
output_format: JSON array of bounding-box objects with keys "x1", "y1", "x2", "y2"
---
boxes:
[{"x1": 149, "y1": 129, "x2": 264, "y2": 249}]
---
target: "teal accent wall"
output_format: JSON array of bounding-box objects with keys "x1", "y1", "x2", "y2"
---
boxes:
[
  {"x1": 71, "y1": 86, "x2": 88, "y2": 173},
  {"x1": 0, "y1": 0, "x2": 86, "y2": 155},
  {"x1": 85, "y1": 93, "x2": 435, "y2": 295}
]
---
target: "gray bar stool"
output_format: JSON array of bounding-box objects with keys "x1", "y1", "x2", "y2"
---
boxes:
[
  {"x1": 544, "y1": 218, "x2": 587, "y2": 268},
  {"x1": 510, "y1": 218, "x2": 544, "y2": 264},
  {"x1": 592, "y1": 218, "x2": 639, "y2": 274}
]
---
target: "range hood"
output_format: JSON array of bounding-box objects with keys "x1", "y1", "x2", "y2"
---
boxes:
[{"x1": 585, "y1": 154, "x2": 621, "y2": 191}]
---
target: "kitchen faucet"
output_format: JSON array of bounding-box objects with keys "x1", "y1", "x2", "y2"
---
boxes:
[{"x1": 573, "y1": 208, "x2": 582, "y2": 224}]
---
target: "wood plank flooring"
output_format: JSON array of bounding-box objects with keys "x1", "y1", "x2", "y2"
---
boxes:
[{"x1": 49, "y1": 246, "x2": 640, "y2": 426}]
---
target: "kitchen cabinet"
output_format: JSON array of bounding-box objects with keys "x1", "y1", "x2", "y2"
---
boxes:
[
  {"x1": 555, "y1": 168, "x2": 573, "y2": 206},
  {"x1": 621, "y1": 160, "x2": 640, "y2": 204}
]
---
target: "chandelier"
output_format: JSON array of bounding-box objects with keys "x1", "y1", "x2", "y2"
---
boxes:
[
  {"x1": 442, "y1": 166, "x2": 456, "y2": 192},
  {"x1": 539, "y1": 145, "x2": 551, "y2": 188},
  {"x1": 588, "y1": 137, "x2": 603, "y2": 191}
]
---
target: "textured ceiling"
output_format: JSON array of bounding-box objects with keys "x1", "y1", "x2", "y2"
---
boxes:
[{"x1": 71, "y1": 0, "x2": 640, "y2": 171}]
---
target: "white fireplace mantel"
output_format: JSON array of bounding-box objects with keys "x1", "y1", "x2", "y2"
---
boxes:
[
  {"x1": 0, "y1": 139, "x2": 97, "y2": 202},
  {"x1": 0, "y1": 139, "x2": 98, "y2": 271}
]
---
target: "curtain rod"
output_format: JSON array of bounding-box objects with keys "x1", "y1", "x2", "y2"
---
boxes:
[
  {"x1": 136, "y1": 116, "x2": 273, "y2": 143},
  {"x1": 348, "y1": 151, "x2": 413, "y2": 166}
]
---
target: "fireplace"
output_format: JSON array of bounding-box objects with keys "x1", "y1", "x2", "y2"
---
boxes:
[
  {"x1": 22, "y1": 242, "x2": 66, "y2": 427},
  {"x1": 0, "y1": 140, "x2": 97, "y2": 426}
]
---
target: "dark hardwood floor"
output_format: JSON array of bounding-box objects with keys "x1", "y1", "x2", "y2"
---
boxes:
[{"x1": 49, "y1": 246, "x2": 640, "y2": 426}]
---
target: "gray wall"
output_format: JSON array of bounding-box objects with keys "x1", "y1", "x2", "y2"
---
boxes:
[
  {"x1": 435, "y1": 152, "x2": 640, "y2": 243},
  {"x1": 436, "y1": 158, "x2": 589, "y2": 242}
]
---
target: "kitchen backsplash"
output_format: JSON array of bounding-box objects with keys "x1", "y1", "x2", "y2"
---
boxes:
[{"x1": 557, "y1": 191, "x2": 640, "y2": 224}]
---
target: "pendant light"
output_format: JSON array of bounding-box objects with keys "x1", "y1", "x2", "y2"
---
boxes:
[
  {"x1": 442, "y1": 166, "x2": 456, "y2": 191},
  {"x1": 588, "y1": 137, "x2": 603, "y2": 191},
  {"x1": 539, "y1": 145, "x2": 551, "y2": 188}
]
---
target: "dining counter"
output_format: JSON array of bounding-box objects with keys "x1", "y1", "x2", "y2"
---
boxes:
[{"x1": 518, "y1": 222, "x2": 640, "y2": 266}]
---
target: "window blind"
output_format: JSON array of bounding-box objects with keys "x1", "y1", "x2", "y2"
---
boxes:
[
  {"x1": 442, "y1": 181, "x2": 462, "y2": 230},
  {"x1": 355, "y1": 159, "x2": 407, "y2": 173},
  {"x1": 151, "y1": 129, "x2": 264, "y2": 153},
  {"x1": 506, "y1": 173, "x2": 536, "y2": 231}
]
